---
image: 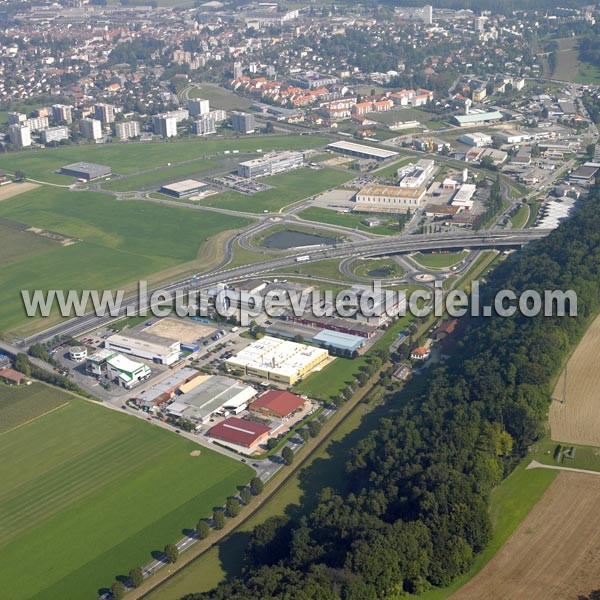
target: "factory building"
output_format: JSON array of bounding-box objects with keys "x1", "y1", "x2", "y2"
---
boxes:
[
  {"x1": 453, "y1": 110, "x2": 503, "y2": 127},
  {"x1": 312, "y1": 329, "x2": 366, "y2": 354},
  {"x1": 354, "y1": 184, "x2": 425, "y2": 213},
  {"x1": 326, "y1": 140, "x2": 398, "y2": 161},
  {"x1": 207, "y1": 416, "x2": 270, "y2": 451},
  {"x1": 459, "y1": 132, "x2": 493, "y2": 147},
  {"x1": 105, "y1": 331, "x2": 181, "y2": 366},
  {"x1": 226, "y1": 336, "x2": 329, "y2": 385},
  {"x1": 249, "y1": 390, "x2": 306, "y2": 419},
  {"x1": 60, "y1": 162, "x2": 112, "y2": 180},
  {"x1": 398, "y1": 159, "x2": 435, "y2": 188},
  {"x1": 238, "y1": 151, "x2": 304, "y2": 178},
  {"x1": 451, "y1": 184, "x2": 477, "y2": 210},
  {"x1": 159, "y1": 179, "x2": 210, "y2": 198}
]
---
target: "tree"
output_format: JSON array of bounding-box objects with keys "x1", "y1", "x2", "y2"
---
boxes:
[
  {"x1": 111, "y1": 581, "x2": 126, "y2": 600},
  {"x1": 307, "y1": 420, "x2": 322, "y2": 438},
  {"x1": 213, "y1": 509, "x2": 226, "y2": 530},
  {"x1": 265, "y1": 121, "x2": 274, "y2": 134},
  {"x1": 196, "y1": 520, "x2": 210, "y2": 539},
  {"x1": 164, "y1": 543, "x2": 179, "y2": 563},
  {"x1": 129, "y1": 567, "x2": 143, "y2": 588},
  {"x1": 226, "y1": 497, "x2": 241, "y2": 517},
  {"x1": 300, "y1": 428, "x2": 311, "y2": 442},
  {"x1": 250, "y1": 477, "x2": 264, "y2": 495},
  {"x1": 281, "y1": 446, "x2": 294, "y2": 466},
  {"x1": 240, "y1": 487, "x2": 252, "y2": 505},
  {"x1": 14, "y1": 353, "x2": 30, "y2": 376},
  {"x1": 14, "y1": 169, "x2": 26, "y2": 182}
]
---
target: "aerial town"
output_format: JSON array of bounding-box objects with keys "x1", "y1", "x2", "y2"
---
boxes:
[{"x1": 2, "y1": 1, "x2": 600, "y2": 599}]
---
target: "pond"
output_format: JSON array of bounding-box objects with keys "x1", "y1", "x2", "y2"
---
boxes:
[{"x1": 262, "y1": 229, "x2": 338, "y2": 249}]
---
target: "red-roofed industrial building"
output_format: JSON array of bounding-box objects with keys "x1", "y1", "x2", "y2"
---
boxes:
[
  {"x1": 207, "y1": 417, "x2": 270, "y2": 450},
  {"x1": 249, "y1": 390, "x2": 306, "y2": 419}
]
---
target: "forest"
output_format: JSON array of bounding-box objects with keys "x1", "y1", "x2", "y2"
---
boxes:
[{"x1": 184, "y1": 184, "x2": 600, "y2": 599}]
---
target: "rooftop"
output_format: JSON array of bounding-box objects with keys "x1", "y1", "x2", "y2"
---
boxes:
[
  {"x1": 160, "y1": 179, "x2": 208, "y2": 193},
  {"x1": 327, "y1": 140, "x2": 398, "y2": 159},
  {"x1": 250, "y1": 390, "x2": 305, "y2": 418},
  {"x1": 208, "y1": 416, "x2": 270, "y2": 447}
]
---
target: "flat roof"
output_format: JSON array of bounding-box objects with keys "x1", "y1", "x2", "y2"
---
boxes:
[
  {"x1": 357, "y1": 184, "x2": 425, "y2": 199},
  {"x1": 61, "y1": 162, "x2": 111, "y2": 175},
  {"x1": 208, "y1": 416, "x2": 270, "y2": 447},
  {"x1": 327, "y1": 140, "x2": 398, "y2": 159},
  {"x1": 238, "y1": 150, "x2": 303, "y2": 167},
  {"x1": 160, "y1": 179, "x2": 208, "y2": 193},
  {"x1": 106, "y1": 330, "x2": 179, "y2": 355},
  {"x1": 312, "y1": 329, "x2": 365, "y2": 351},
  {"x1": 106, "y1": 353, "x2": 149, "y2": 374},
  {"x1": 454, "y1": 111, "x2": 503, "y2": 124}
]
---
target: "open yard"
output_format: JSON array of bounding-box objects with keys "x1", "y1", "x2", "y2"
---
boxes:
[
  {"x1": 0, "y1": 187, "x2": 251, "y2": 332},
  {"x1": 0, "y1": 389, "x2": 252, "y2": 600},
  {"x1": 550, "y1": 314, "x2": 600, "y2": 446},
  {"x1": 451, "y1": 471, "x2": 600, "y2": 600}
]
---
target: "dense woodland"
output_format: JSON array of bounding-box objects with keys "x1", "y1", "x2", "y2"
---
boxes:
[{"x1": 184, "y1": 182, "x2": 600, "y2": 599}]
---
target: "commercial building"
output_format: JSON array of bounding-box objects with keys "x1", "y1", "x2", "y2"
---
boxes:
[
  {"x1": 451, "y1": 184, "x2": 477, "y2": 210},
  {"x1": 52, "y1": 104, "x2": 73, "y2": 124},
  {"x1": 453, "y1": 110, "x2": 503, "y2": 127},
  {"x1": 354, "y1": 184, "x2": 425, "y2": 213},
  {"x1": 79, "y1": 118, "x2": 103, "y2": 141},
  {"x1": 327, "y1": 140, "x2": 398, "y2": 161},
  {"x1": 9, "y1": 124, "x2": 31, "y2": 147},
  {"x1": 207, "y1": 416, "x2": 270, "y2": 451},
  {"x1": 165, "y1": 375, "x2": 257, "y2": 424},
  {"x1": 94, "y1": 103, "x2": 115, "y2": 124},
  {"x1": 41, "y1": 126, "x2": 69, "y2": 144},
  {"x1": 238, "y1": 151, "x2": 304, "y2": 178},
  {"x1": 226, "y1": 336, "x2": 329, "y2": 385},
  {"x1": 459, "y1": 132, "x2": 492, "y2": 147},
  {"x1": 153, "y1": 114, "x2": 178, "y2": 138},
  {"x1": 87, "y1": 348, "x2": 118, "y2": 375},
  {"x1": 398, "y1": 159, "x2": 435, "y2": 188},
  {"x1": 60, "y1": 162, "x2": 112, "y2": 180},
  {"x1": 106, "y1": 354, "x2": 151, "y2": 389},
  {"x1": 569, "y1": 162, "x2": 599, "y2": 184},
  {"x1": 249, "y1": 390, "x2": 306, "y2": 419},
  {"x1": 188, "y1": 98, "x2": 210, "y2": 116},
  {"x1": 312, "y1": 329, "x2": 365, "y2": 353},
  {"x1": 136, "y1": 367, "x2": 202, "y2": 407},
  {"x1": 115, "y1": 121, "x2": 141, "y2": 140},
  {"x1": 69, "y1": 346, "x2": 88, "y2": 361},
  {"x1": 159, "y1": 179, "x2": 210, "y2": 198},
  {"x1": 105, "y1": 331, "x2": 181, "y2": 366},
  {"x1": 193, "y1": 114, "x2": 216, "y2": 135},
  {"x1": 232, "y1": 112, "x2": 256, "y2": 134}
]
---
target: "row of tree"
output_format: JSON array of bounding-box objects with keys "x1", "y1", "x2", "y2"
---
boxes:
[{"x1": 183, "y1": 180, "x2": 600, "y2": 598}]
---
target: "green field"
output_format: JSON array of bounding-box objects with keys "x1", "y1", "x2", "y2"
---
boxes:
[
  {"x1": 0, "y1": 135, "x2": 328, "y2": 185},
  {"x1": 187, "y1": 85, "x2": 253, "y2": 110},
  {"x1": 509, "y1": 204, "x2": 530, "y2": 229},
  {"x1": 374, "y1": 156, "x2": 415, "y2": 179},
  {"x1": 0, "y1": 217, "x2": 57, "y2": 269},
  {"x1": 0, "y1": 386, "x2": 252, "y2": 600},
  {"x1": 0, "y1": 187, "x2": 251, "y2": 331},
  {"x1": 351, "y1": 257, "x2": 405, "y2": 279},
  {"x1": 298, "y1": 206, "x2": 402, "y2": 236},
  {"x1": 412, "y1": 249, "x2": 468, "y2": 269},
  {"x1": 203, "y1": 168, "x2": 355, "y2": 213}
]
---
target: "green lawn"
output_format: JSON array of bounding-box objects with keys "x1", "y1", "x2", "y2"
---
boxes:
[
  {"x1": 188, "y1": 85, "x2": 253, "y2": 110},
  {"x1": 0, "y1": 187, "x2": 251, "y2": 331},
  {"x1": 0, "y1": 135, "x2": 328, "y2": 184},
  {"x1": 203, "y1": 168, "x2": 355, "y2": 213},
  {"x1": 412, "y1": 250, "x2": 469, "y2": 269},
  {"x1": 351, "y1": 258, "x2": 405, "y2": 279},
  {"x1": 0, "y1": 217, "x2": 57, "y2": 269},
  {"x1": 0, "y1": 388, "x2": 252, "y2": 600},
  {"x1": 374, "y1": 156, "x2": 415, "y2": 179},
  {"x1": 298, "y1": 206, "x2": 403, "y2": 236},
  {"x1": 510, "y1": 204, "x2": 530, "y2": 229},
  {"x1": 575, "y1": 61, "x2": 600, "y2": 85}
]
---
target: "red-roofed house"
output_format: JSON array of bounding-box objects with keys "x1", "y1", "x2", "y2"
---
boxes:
[
  {"x1": 410, "y1": 347, "x2": 430, "y2": 361},
  {"x1": 208, "y1": 417, "x2": 270, "y2": 450},
  {"x1": 250, "y1": 390, "x2": 306, "y2": 419},
  {"x1": 0, "y1": 368, "x2": 26, "y2": 385}
]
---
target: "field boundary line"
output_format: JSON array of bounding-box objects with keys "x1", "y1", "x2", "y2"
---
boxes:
[
  {"x1": 0, "y1": 401, "x2": 70, "y2": 437},
  {"x1": 527, "y1": 459, "x2": 600, "y2": 477}
]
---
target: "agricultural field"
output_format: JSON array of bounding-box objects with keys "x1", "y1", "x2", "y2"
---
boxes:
[
  {"x1": 549, "y1": 314, "x2": 600, "y2": 446},
  {"x1": 0, "y1": 135, "x2": 328, "y2": 185},
  {"x1": 412, "y1": 249, "x2": 469, "y2": 269},
  {"x1": 451, "y1": 471, "x2": 600, "y2": 600},
  {"x1": 203, "y1": 168, "x2": 355, "y2": 213},
  {"x1": 0, "y1": 392, "x2": 252, "y2": 600},
  {"x1": 0, "y1": 187, "x2": 251, "y2": 332}
]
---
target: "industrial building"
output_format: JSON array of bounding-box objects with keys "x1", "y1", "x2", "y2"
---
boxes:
[
  {"x1": 165, "y1": 375, "x2": 257, "y2": 424},
  {"x1": 249, "y1": 390, "x2": 306, "y2": 419},
  {"x1": 136, "y1": 367, "x2": 202, "y2": 407},
  {"x1": 398, "y1": 159, "x2": 435, "y2": 188},
  {"x1": 453, "y1": 110, "x2": 503, "y2": 127},
  {"x1": 231, "y1": 112, "x2": 256, "y2": 134},
  {"x1": 60, "y1": 162, "x2": 112, "y2": 180},
  {"x1": 226, "y1": 336, "x2": 329, "y2": 385},
  {"x1": 451, "y1": 184, "x2": 477, "y2": 209},
  {"x1": 115, "y1": 121, "x2": 141, "y2": 140},
  {"x1": 459, "y1": 132, "x2": 492, "y2": 147},
  {"x1": 312, "y1": 329, "x2": 365, "y2": 353},
  {"x1": 327, "y1": 140, "x2": 398, "y2": 161},
  {"x1": 207, "y1": 416, "x2": 270, "y2": 451},
  {"x1": 354, "y1": 184, "x2": 425, "y2": 213},
  {"x1": 105, "y1": 331, "x2": 181, "y2": 366},
  {"x1": 86, "y1": 349, "x2": 151, "y2": 388},
  {"x1": 41, "y1": 126, "x2": 69, "y2": 144},
  {"x1": 159, "y1": 179, "x2": 210, "y2": 198},
  {"x1": 238, "y1": 151, "x2": 304, "y2": 178}
]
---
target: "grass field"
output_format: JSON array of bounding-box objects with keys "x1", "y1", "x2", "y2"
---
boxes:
[
  {"x1": 552, "y1": 37, "x2": 581, "y2": 81},
  {"x1": 203, "y1": 168, "x2": 355, "y2": 213},
  {"x1": 374, "y1": 156, "x2": 416, "y2": 179},
  {"x1": 509, "y1": 204, "x2": 530, "y2": 229},
  {"x1": 0, "y1": 135, "x2": 328, "y2": 184},
  {"x1": 351, "y1": 257, "x2": 405, "y2": 279},
  {"x1": 187, "y1": 84, "x2": 252, "y2": 110},
  {"x1": 0, "y1": 217, "x2": 57, "y2": 269},
  {"x1": 0, "y1": 187, "x2": 251, "y2": 331},
  {"x1": 0, "y1": 387, "x2": 252, "y2": 600},
  {"x1": 412, "y1": 250, "x2": 469, "y2": 269},
  {"x1": 298, "y1": 206, "x2": 402, "y2": 236}
]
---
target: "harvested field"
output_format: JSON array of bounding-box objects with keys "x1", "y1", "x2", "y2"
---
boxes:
[
  {"x1": 0, "y1": 182, "x2": 38, "y2": 201},
  {"x1": 145, "y1": 317, "x2": 216, "y2": 343},
  {"x1": 451, "y1": 471, "x2": 600, "y2": 600},
  {"x1": 549, "y1": 314, "x2": 600, "y2": 446}
]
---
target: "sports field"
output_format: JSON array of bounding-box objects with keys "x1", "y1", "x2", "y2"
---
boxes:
[
  {"x1": 0, "y1": 385, "x2": 252, "y2": 600},
  {"x1": 0, "y1": 187, "x2": 251, "y2": 332},
  {"x1": 550, "y1": 314, "x2": 600, "y2": 446},
  {"x1": 451, "y1": 471, "x2": 600, "y2": 600},
  {"x1": 0, "y1": 135, "x2": 328, "y2": 184}
]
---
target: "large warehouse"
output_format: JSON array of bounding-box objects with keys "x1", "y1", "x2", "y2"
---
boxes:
[
  {"x1": 105, "y1": 331, "x2": 181, "y2": 366},
  {"x1": 354, "y1": 184, "x2": 426, "y2": 213},
  {"x1": 60, "y1": 162, "x2": 112, "y2": 180},
  {"x1": 238, "y1": 151, "x2": 304, "y2": 178},
  {"x1": 326, "y1": 140, "x2": 398, "y2": 161},
  {"x1": 207, "y1": 416, "x2": 270, "y2": 451},
  {"x1": 159, "y1": 179, "x2": 210, "y2": 198},
  {"x1": 165, "y1": 375, "x2": 257, "y2": 424},
  {"x1": 312, "y1": 329, "x2": 365, "y2": 353},
  {"x1": 226, "y1": 336, "x2": 329, "y2": 385}
]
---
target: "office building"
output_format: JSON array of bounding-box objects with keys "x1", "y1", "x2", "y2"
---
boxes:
[
  {"x1": 188, "y1": 98, "x2": 210, "y2": 116},
  {"x1": 52, "y1": 104, "x2": 73, "y2": 124},
  {"x1": 94, "y1": 103, "x2": 115, "y2": 124},
  {"x1": 9, "y1": 124, "x2": 31, "y2": 147},
  {"x1": 105, "y1": 331, "x2": 181, "y2": 366},
  {"x1": 41, "y1": 126, "x2": 69, "y2": 144},
  {"x1": 231, "y1": 112, "x2": 255, "y2": 134},
  {"x1": 79, "y1": 118, "x2": 103, "y2": 141},
  {"x1": 115, "y1": 121, "x2": 141, "y2": 140},
  {"x1": 238, "y1": 151, "x2": 304, "y2": 178}
]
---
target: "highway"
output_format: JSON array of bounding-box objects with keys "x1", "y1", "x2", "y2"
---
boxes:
[{"x1": 21, "y1": 228, "x2": 550, "y2": 348}]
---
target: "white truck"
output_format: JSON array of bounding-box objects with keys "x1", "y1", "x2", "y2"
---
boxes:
[{"x1": 295, "y1": 255, "x2": 310, "y2": 263}]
